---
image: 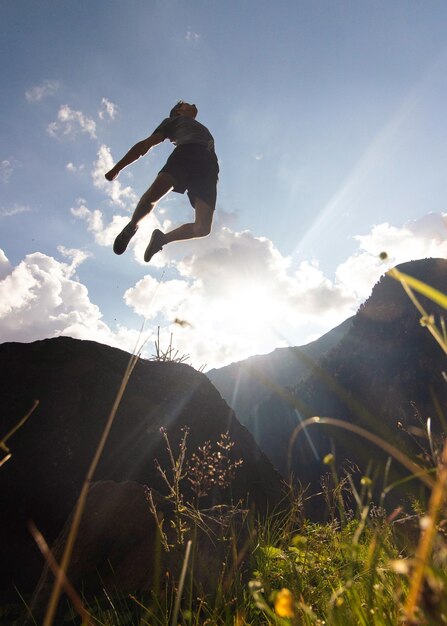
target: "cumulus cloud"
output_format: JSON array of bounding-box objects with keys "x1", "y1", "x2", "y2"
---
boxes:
[
  {"x1": 3, "y1": 209, "x2": 447, "y2": 369},
  {"x1": 70, "y1": 198, "x2": 167, "y2": 260},
  {"x1": 25, "y1": 79, "x2": 60, "y2": 102},
  {"x1": 121, "y1": 227, "x2": 358, "y2": 367},
  {"x1": 124, "y1": 275, "x2": 195, "y2": 319},
  {"x1": 336, "y1": 213, "x2": 447, "y2": 299},
  {"x1": 0, "y1": 250, "x2": 12, "y2": 280},
  {"x1": 47, "y1": 105, "x2": 97, "y2": 139},
  {"x1": 120, "y1": 213, "x2": 447, "y2": 368},
  {"x1": 91, "y1": 145, "x2": 138, "y2": 207},
  {"x1": 57, "y1": 245, "x2": 92, "y2": 271},
  {"x1": 0, "y1": 248, "x2": 144, "y2": 351},
  {"x1": 71, "y1": 201, "x2": 119, "y2": 246},
  {"x1": 98, "y1": 97, "x2": 118, "y2": 121}
]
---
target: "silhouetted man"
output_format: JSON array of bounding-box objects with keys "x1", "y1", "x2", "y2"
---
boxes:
[{"x1": 105, "y1": 101, "x2": 219, "y2": 262}]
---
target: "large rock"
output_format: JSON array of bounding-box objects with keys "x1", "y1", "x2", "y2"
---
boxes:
[
  {"x1": 0, "y1": 337, "x2": 284, "y2": 599},
  {"x1": 29, "y1": 480, "x2": 248, "y2": 620}
]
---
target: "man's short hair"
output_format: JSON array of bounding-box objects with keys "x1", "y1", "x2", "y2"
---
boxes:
[{"x1": 170, "y1": 101, "x2": 183, "y2": 117}]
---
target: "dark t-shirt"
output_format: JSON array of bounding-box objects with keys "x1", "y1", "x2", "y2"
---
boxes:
[{"x1": 153, "y1": 116, "x2": 216, "y2": 153}]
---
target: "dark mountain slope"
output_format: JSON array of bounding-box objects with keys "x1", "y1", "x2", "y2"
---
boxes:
[
  {"x1": 207, "y1": 317, "x2": 353, "y2": 425},
  {"x1": 0, "y1": 337, "x2": 284, "y2": 597},
  {"x1": 254, "y1": 258, "x2": 447, "y2": 491}
]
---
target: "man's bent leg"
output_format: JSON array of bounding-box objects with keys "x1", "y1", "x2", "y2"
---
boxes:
[
  {"x1": 163, "y1": 197, "x2": 213, "y2": 244},
  {"x1": 113, "y1": 172, "x2": 175, "y2": 255},
  {"x1": 144, "y1": 197, "x2": 214, "y2": 263},
  {"x1": 131, "y1": 172, "x2": 176, "y2": 224}
]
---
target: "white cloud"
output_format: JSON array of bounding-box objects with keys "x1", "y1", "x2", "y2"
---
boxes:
[
  {"x1": 2, "y1": 210, "x2": 446, "y2": 369},
  {"x1": 98, "y1": 97, "x2": 118, "y2": 121},
  {"x1": 0, "y1": 248, "x2": 144, "y2": 351},
  {"x1": 70, "y1": 199, "x2": 168, "y2": 261},
  {"x1": 121, "y1": 213, "x2": 447, "y2": 368},
  {"x1": 71, "y1": 201, "x2": 118, "y2": 246},
  {"x1": 336, "y1": 213, "x2": 447, "y2": 299},
  {"x1": 66, "y1": 162, "x2": 85, "y2": 173},
  {"x1": 185, "y1": 30, "x2": 200, "y2": 43},
  {"x1": 47, "y1": 105, "x2": 97, "y2": 139},
  {"x1": 0, "y1": 250, "x2": 12, "y2": 280},
  {"x1": 124, "y1": 275, "x2": 194, "y2": 319},
  {"x1": 0, "y1": 204, "x2": 32, "y2": 218},
  {"x1": 122, "y1": 227, "x2": 358, "y2": 368},
  {"x1": 91, "y1": 145, "x2": 138, "y2": 207},
  {"x1": 25, "y1": 79, "x2": 60, "y2": 102},
  {"x1": 57, "y1": 245, "x2": 92, "y2": 271},
  {"x1": 0, "y1": 159, "x2": 15, "y2": 183}
]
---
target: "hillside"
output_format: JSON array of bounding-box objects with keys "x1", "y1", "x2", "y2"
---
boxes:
[
  {"x1": 250, "y1": 258, "x2": 447, "y2": 490},
  {"x1": 0, "y1": 337, "x2": 284, "y2": 599},
  {"x1": 207, "y1": 317, "x2": 353, "y2": 425}
]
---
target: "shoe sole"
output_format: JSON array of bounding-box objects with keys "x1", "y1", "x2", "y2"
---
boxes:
[
  {"x1": 113, "y1": 225, "x2": 137, "y2": 255},
  {"x1": 144, "y1": 230, "x2": 165, "y2": 262}
]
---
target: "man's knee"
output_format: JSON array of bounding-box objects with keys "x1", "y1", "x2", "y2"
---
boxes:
[{"x1": 193, "y1": 220, "x2": 212, "y2": 237}]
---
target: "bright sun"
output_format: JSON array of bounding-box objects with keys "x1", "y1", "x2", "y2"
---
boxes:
[{"x1": 215, "y1": 283, "x2": 281, "y2": 333}]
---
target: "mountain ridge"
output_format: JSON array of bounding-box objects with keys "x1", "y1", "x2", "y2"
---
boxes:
[
  {"x1": 208, "y1": 258, "x2": 447, "y2": 504},
  {"x1": 207, "y1": 316, "x2": 353, "y2": 425},
  {"x1": 252, "y1": 258, "x2": 447, "y2": 484}
]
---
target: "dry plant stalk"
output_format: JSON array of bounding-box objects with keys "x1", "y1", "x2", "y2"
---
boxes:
[
  {"x1": 0, "y1": 399, "x2": 39, "y2": 467},
  {"x1": 152, "y1": 326, "x2": 190, "y2": 364},
  {"x1": 28, "y1": 522, "x2": 94, "y2": 625},
  {"x1": 170, "y1": 539, "x2": 192, "y2": 626},
  {"x1": 43, "y1": 352, "x2": 140, "y2": 626},
  {"x1": 403, "y1": 439, "x2": 447, "y2": 623}
]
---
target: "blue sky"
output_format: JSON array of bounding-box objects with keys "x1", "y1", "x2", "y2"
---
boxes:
[{"x1": 1, "y1": 1, "x2": 447, "y2": 368}]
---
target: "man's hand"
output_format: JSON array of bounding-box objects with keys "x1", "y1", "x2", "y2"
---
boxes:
[{"x1": 105, "y1": 166, "x2": 119, "y2": 182}]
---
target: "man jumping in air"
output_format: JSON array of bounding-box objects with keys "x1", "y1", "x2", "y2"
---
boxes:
[{"x1": 105, "y1": 101, "x2": 219, "y2": 262}]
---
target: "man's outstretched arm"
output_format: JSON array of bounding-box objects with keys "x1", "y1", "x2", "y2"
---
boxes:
[{"x1": 105, "y1": 132, "x2": 164, "y2": 181}]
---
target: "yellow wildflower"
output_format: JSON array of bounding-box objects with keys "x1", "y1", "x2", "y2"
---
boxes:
[{"x1": 274, "y1": 588, "x2": 295, "y2": 618}]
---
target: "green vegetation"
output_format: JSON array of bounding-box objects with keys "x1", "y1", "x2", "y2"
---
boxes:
[
  {"x1": 9, "y1": 469, "x2": 446, "y2": 625},
  {"x1": 7, "y1": 429, "x2": 446, "y2": 625}
]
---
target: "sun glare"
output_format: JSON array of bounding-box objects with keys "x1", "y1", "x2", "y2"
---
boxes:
[{"x1": 216, "y1": 283, "x2": 281, "y2": 333}]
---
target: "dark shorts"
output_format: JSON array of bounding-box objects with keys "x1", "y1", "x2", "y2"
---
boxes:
[{"x1": 159, "y1": 144, "x2": 219, "y2": 210}]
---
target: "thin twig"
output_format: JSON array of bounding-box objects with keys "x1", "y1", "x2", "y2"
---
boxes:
[
  {"x1": 170, "y1": 540, "x2": 192, "y2": 626},
  {"x1": 404, "y1": 440, "x2": 447, "y2": 623},
  {"x1": 0, "y1": 400, "x2": 39, "y2": 466},
  {"x1": 28, "y1": 522, "x2": 95, "y2": 625}
]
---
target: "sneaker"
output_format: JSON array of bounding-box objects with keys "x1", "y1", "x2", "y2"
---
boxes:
[
  {"x1": 113, "y1": 222, "x2": 138, "y2": 255},
  {"x1": 144, "y1": 229, "x2": 166, "y2": 262}
]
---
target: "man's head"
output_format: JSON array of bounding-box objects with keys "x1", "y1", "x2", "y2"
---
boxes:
[{"x1": 170, "y1": 101, "x2": 198, "y2": 118}]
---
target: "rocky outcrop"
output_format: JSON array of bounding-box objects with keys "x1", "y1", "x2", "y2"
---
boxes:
[{"x1": 0, "y1": 337, "x2": 284, "y2": 599}]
